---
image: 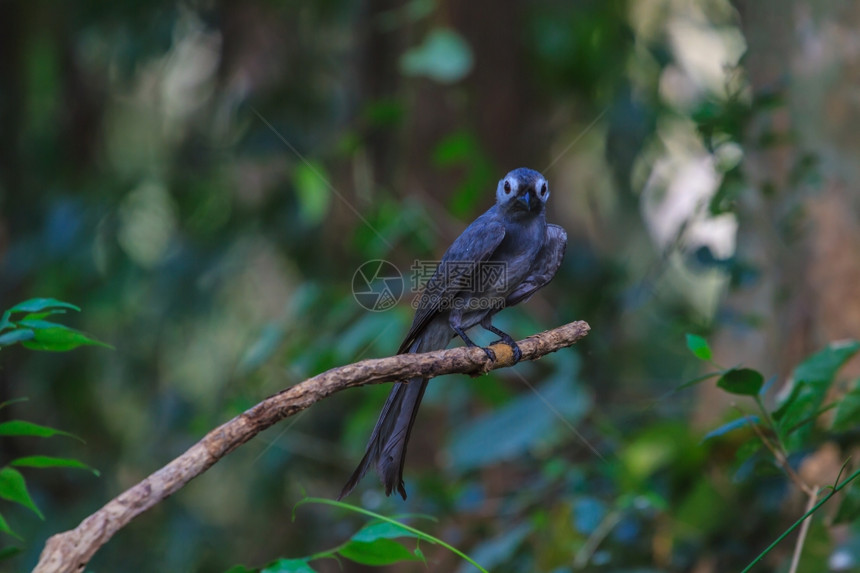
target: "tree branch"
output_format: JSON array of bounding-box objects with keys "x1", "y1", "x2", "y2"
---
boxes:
[{"x1": 34, "y1": 320, "x2": 590, "y2": 573}]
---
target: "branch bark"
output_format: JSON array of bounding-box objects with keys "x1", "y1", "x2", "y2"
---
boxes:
[{"x1": 34, "y1": 320, "x2": 590, "y2": 573}]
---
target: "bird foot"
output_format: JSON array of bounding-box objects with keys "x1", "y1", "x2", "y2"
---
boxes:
[{"x1": 488, "y1": 338, "x2": 522, "y2": 363}]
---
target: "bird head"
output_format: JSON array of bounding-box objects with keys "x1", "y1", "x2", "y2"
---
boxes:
[{"x1": 496, "y1": 167, "x2": 549, "y2": 216}]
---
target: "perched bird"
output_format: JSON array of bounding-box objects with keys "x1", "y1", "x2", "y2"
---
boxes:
[{"x1": 338, "y1": 167, "x2": 567, "y2": 500}]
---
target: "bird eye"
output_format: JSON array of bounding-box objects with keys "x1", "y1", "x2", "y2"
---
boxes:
[
  {"x1": 503, "y1": 181, "x2": 512, "y2": 194},
  {"x1": 540, "y1": 183, "x2": 547, "y2": 195}
]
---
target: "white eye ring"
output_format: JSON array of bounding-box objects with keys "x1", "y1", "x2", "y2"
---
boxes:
[{"x1": 503, "y1": 180, "x2": 512, "y2": 194}]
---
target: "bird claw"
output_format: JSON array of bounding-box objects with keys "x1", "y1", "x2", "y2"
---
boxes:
[
  {"x1": 481, "y1": 346, "x2": 496, "y2": 362},
  {"x1": 509, "y1": 342, "x2": 522, "y2": 363}
]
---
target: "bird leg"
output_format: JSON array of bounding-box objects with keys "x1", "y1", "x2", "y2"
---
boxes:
[
  {"x1": 451, "y1": 325, "x2": 496, "y2": 362},
  {"x1": 481, "y1": 322, "x2": 522, "y2": 363}
]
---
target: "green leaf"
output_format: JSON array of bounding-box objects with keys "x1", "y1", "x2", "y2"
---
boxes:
[
  {"x1": 8, "y1": 298, "x2": 80, "y2": 314},
  {"x1": 0, "y1": 467, "x2": 43, "y2": 519},
  {"x1": 833, "y1": 483, "x2": 860, "y2": 524},
  {"x1": 433, "y1": 130, "x2": 479, "y2": 165},
  {"x1": 0, "y1": 311, "x2": 11, "y2": 332},
  {"x1": 782, "y1": 403, "x2": 837, "y2": 435},
  {"x1": 793, "y1": 340, "x2": 860, "y2": 387},
  {"x1": 772, "y1": 382, "x2": 803, "y2": 423},
  {"x1": 734, "y1": 439, "x2": 762, "y2": 467},
  {"x1": 361, "y1": 98, "x2": 403, "y2": 128},
  {"x1": 292, "y1": 161, "x2": 331, "y2": 225},
  {"x1": 399, "y1": 28, "x2": 473, "y2": 83},
  {"x1": 776, "y1": 341, "x2": 860, "y2": 449},
  {"x1": 0, "y1": 398, "x2": 28, "y2": 411},
  {"x1": 832, "y1": 380, "x2": 860, "y2": 432},
  {"x1": 237, "y1": 323, "x2": 287, "y2": 375},
  {"x1": 294, "y1": 496, "x2": 487, "y2": 573},
  {"x1": 675, "y1": 479, "x2": 733, "y2": 535},
  {"x1": 11, "y1": 456, "x2": 99, "y2": 476},
  {"x1": 0, "y1": 420, "x2": 81, "y2": 441},
  {"x1": 17, "y1": 319, "x2": 71, "y2": 331},
  {"x1": 351, "y1": 520, "x2": 422, "y2": 542},
  {"x1": 261, "y1": 559, "x2": 316, "y2": 573},
  {"x1": 621, "y1": 422, "x2": 703, "y2": 483},
  {"x1": 0, "y1": 545, "x2": 22, "y2": 560},
  {"x1": 0, "y1": 329, "x2": 35, "y2": 347},
  {"x1": 338, "y1": 539, "x2": 421, "y2": 566},
  {"x1": 413, "y1": 546, "x2": 426, "y2": 563},
  {"x1": 224, "y1": 566, "x2": 257, "y2": 573},
  {"x1": 686, "y1": 333, "x2": 712, "y2": 361},
  {"x1": 23, "y1": 310, "x2": 68, "y2": 321},
  {"x1": 448, "y1": 359, "x2": 591, "y2": 472},
  {"x1": 717, "y1": 368, "x2": 764, "y2": 396},
  {"x1": 21, "y1": 327, "x2": 111, "y2": 352},
  {"x1": 464, "y1": 523, "x2": 532, "y2": 572},
  {"x1": 702, "y1": 415, "x2": 760, "y2": 442},
  {"x1": 0, "y1": 511, "x2": 21, "y2": 540}
]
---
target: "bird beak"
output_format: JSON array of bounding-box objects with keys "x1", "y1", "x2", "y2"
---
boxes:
[{"x1": 516, "y1": 191, "x2": 532, "y2": 210}]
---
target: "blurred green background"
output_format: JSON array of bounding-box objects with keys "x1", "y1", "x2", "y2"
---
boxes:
[{"x1": 2, "y1": 0, "x2": 860, "y2": 571}]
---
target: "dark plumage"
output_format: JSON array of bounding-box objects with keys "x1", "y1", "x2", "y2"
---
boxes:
[{"x1": 338, "y1": 167, "x2": 567, "y2": 500}]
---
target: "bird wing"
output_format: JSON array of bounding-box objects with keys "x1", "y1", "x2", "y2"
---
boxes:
[
  {"x1": 397, "y1": 214, "x2": 506, "y2": 354},
  {"x1": 504, "y1": 223, "x2": 567, "y2": 308}
]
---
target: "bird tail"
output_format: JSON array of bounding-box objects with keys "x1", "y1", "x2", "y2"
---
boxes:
[{"x1": 337, "y1": 322, "x2": 450, "y2": 500}]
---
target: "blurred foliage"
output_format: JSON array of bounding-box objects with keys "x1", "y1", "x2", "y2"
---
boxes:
[
  {"x1": 0, "y1": 300, "x2": 102, "y2": 548},
  {"x1": 2, "y1": 0, "x2": 860, "y2": 572},
  {"x1": 227, "y1": 497, "x2": 489, "y2": 573}
]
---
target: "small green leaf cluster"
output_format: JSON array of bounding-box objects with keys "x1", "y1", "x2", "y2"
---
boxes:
[
  {"x1": 685, "y1": 333, "x2": 860, "y2": 567},
  {"x1": 685, "y1": 334, "x2": 860, "y2": 458},
  {"x1": 0, "y1": 399, "x2": 99, "y2": 542},
  {"x1": 0, "y1": 299, "x2": 104, "y2": 555},
  {"x1": 0, "y1": 298, "x2": 111, "y2": 352},
  {"x1": 226, "y1": 497, "x2": 486, "y2": 573}
]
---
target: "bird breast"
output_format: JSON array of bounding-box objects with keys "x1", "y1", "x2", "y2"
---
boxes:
[{"x1": 489, "y1": 217, "x2": 547, "y2": 295}]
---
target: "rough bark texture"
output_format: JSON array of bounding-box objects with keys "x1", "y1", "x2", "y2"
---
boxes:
[{"x1": 34, "y1": 320, "x2": 590, "y2": 573}]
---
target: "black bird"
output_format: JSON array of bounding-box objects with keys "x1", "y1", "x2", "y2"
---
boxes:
[{"x1": 338, "y1": 167, "x2": 567, "y2": 500}]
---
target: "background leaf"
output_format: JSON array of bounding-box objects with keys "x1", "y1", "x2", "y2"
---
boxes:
[
  {"x1": 447, "y1": 356, "x2": 590, "y2": 472},
  {"x1": 261, "y1": 558, "x2": 316, "y2": 573},
  {"x1": 17, "y1": 318, "x2": 73, "y2": 331},
  {"x1": 0, "y1": 329, "x2": 35, "y2": 347},
  {"x1": 0, "y1": 311, "x2": 12, "y2": 332},
  {"x1": 686, "y1": 333, "x2": 713, "y2": 361},
  {"x1": 8, "y1": 298, "x2": 80, "y2": 314},
  {"x1": 399, "y1": 28, "x2": 474, "y2": 83},
  {"x1": 337, "y1": 538, "x2": 421, "y2": 566},
  {"x1": 702, "y1": 415, "x2": 760, "y2": 442},
  {"x1": 792, "y1": 340, "x2": 860, "y2": 387},
  {"x1": 351, "y1": 520, "x2": 423, "y2": 543},
  {"x1": 775, "y1": 341, "x2": 860, "y2": 449},
  {"x1": 832, "y1": 380, "x2": 860, "y2": 432},
  {"x1": 716, "y1": 368, "x2": 764, "y2": 396},
  {"x1": 292, "y1": 162, "x2": 331, "y2": 225},
  {"x1": 21, "y1": 327, "x2": 111, "y2": 352},
  {"x1": 0, "y1": 546, "x2": 22, "y2": 560},
  {"x1": 11, "y1": 456, "x2": 99, "y2": 476},
  {"x1": 455, "y1": 523, "x2": 531, "y2": 573},
  {"x1": 0, "y1": 512, "x2": 21, "y2": 540},
  {"x1": 833, "y1": 484, "x2": 860, "y2": 524},
  {"x1": 0, "y1": 467, "x2": 44, "y2": 519},
  {"x1": 0, "y1": 420, "x2": 81, "y2": 441}
]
